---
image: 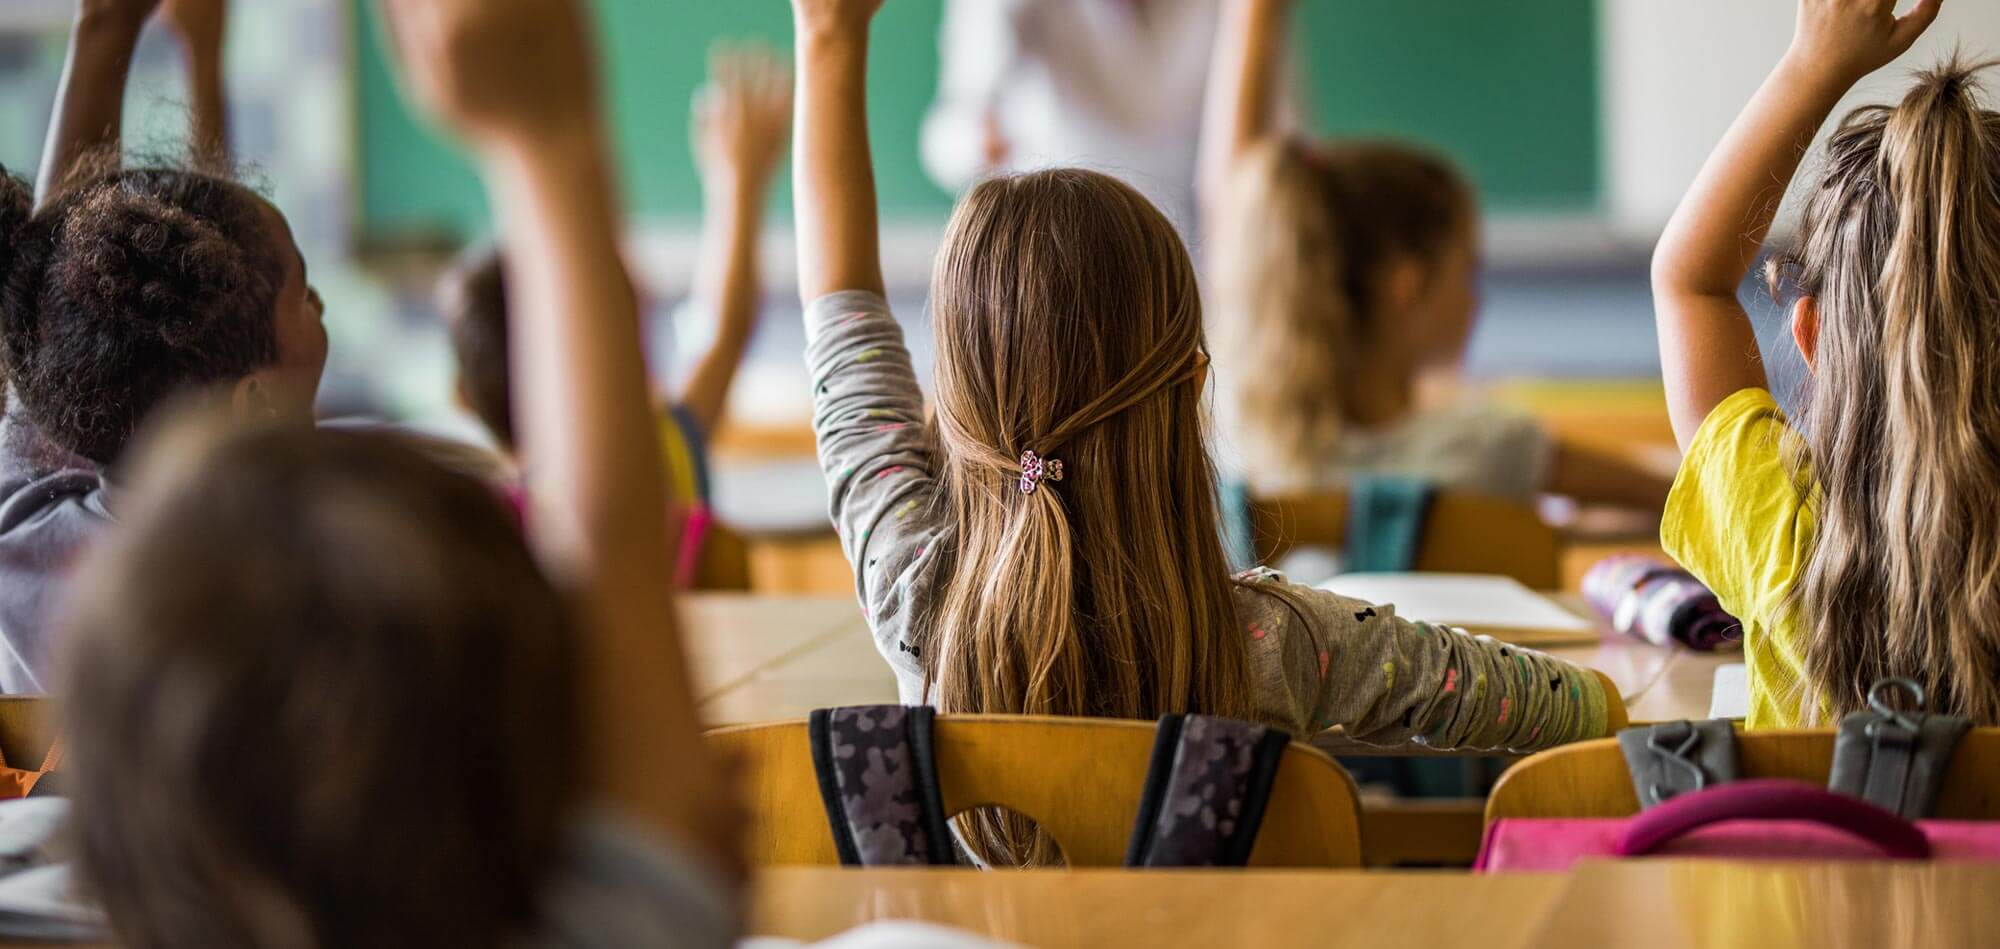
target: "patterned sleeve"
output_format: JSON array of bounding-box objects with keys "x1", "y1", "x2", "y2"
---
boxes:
[
  {"x1": 804, "y1": 291, "x2": 951, "y2": 691},
  {"x1": 1252, "y1": 578, "x2": 1610, "y2": 751}
]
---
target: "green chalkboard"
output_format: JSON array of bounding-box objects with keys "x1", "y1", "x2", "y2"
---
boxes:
[
  {"x1": 353, "y1": 0, "x2": 1598, "y2": 244},
  {"x1": 1294, "y1": 1, "x2": 1599, "y2": 212},
  {"x1": 352, "y1": 0, "x2": 952, "y2": 243}
]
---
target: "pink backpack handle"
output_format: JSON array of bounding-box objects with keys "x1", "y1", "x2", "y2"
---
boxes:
[{"x1": 1615, "y1": 779, "x2": 1932, "y2": 859}]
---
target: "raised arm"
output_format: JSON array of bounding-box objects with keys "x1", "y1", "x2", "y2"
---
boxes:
[
  {"x1": 1651, "y1": 0, "x2": 1939, "y2": 448},
  {"x1": 1198, "y1": 0, "x2": 1290, "y2": 222},
  {"x1": 678, "y1": 43, "x2": 791, "y2": 435},
  {"x1": 375, "y1": 0, "x2": 733, "y2": 872},
  {"x1": 37, "y1": 0, "x2": 160, "y2": 208},
  {"x1": 790, "y1": 0, "x2": 886, "y2": 301},
  {"x1": 161, "y1": 0, "x2": 230, "y2": 162}
]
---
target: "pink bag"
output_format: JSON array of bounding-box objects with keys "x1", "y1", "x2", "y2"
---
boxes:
[{"x1": 1477, "y1": 780, "x2": 2000, "y2": 872}]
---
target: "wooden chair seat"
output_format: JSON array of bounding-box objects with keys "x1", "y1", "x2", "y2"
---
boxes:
[
  {"x1": 1486, "y1": 729, "x2": 2000, "y2": 824},
  {"x1": 1250, "y1": 491, "x2": 1562, "y2": 590},
  {"x1": 709, "y1": 713, "x2": 1364, "y2": 867}
]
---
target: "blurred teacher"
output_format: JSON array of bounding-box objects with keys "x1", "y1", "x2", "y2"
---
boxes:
[{"x1": 922, "y1": 0, "x2": 1219, "y2": 233}]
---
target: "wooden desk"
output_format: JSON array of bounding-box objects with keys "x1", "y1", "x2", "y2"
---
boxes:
[
  {"x1": 694, "y1": 594, "x2": 1736, "y2": 729},
  {"x1": 1532, "y1": 859, "x2": 2000, "y2": 947},
  {"x1": 749, "y1": 861, "x2": 2000, "y2": 948},
  {"x1": 680, "y1": 594, "x2": 862, "y2": 702},
  {"x1": 749, "y1": 867, "x2": 1568, "y2": 948}
]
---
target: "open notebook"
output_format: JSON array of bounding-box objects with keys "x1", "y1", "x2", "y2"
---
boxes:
[{"x1": 1316, "y1": 573, "x2": 1601, "y2": 648}]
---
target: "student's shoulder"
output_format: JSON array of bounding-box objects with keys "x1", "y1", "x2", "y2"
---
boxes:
[
  {"x1": 0, "y1": 469, "x2": 110, "y2": 538},
  {"x1": 534, "y1": 810, "x2": 737, "y2": 949}
]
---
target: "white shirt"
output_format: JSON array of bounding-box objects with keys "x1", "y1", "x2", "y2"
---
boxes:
[{"x1": 922, "y1": 0, "x2": 1219, "y2": 234}]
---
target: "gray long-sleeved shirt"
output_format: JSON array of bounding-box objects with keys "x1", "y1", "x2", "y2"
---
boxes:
[{"x1": 805, "y1": 290, "x2": 1608, "y2": 750}]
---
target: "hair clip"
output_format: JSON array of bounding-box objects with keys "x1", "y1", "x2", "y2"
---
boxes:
[{"x1": 1019, "y1": 450, "x2": 1065, "y2": 495}]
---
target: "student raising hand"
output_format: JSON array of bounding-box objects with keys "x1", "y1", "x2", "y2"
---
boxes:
[
  {"x1": 1792, "y1": 0, "x2": 1943, "y2": 85},
  {"x1": 790, "y1": 0, "x2": 888, "y2": 299},
  {"x1": 376, "y1": 0, "x2": 600, "y2": 152},
  {"x1": 681, "y1": 43, "x2": 791, "y2": 434},
  {"x1": 792, "y1": 0, "x2": 885, "y2": 36},
  {"x1": 1651, "y1": 0, "x2": 1941, "y2": 446},
  {"x1": 375, "y1": 0, "x2": 741, "y2": 880}
]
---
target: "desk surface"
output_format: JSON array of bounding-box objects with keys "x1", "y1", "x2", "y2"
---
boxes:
[
  {"x1": 748, "y1": 866, "x2": 1568, "y2": 948},
  {"x1": 686, "y1": 593, "x2": 1735, "y2": 730},
  {"x1": 746, "y1": 861, "x2": 2000, "y2": 948}
]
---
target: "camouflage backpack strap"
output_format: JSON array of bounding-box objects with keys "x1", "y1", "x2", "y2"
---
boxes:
[
  {"x1": 807, "y1": 705, "x2": 954, "y2": 866},
  {"x1": 1125, "y1": 714, "x2": 1292, "y2": 868}
]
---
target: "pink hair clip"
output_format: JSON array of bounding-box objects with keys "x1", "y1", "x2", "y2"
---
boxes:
[{"x1": 1019, "y1": 450, "x2": 1065, "y2": 495}]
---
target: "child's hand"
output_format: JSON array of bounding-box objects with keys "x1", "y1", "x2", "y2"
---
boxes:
[
  {"x1": 1789, "y1": 0, "x2": 1943, "y2": 85},
  {"x1": 77, "y1": 0, "x2": 161, "y2": 31},
  {"x1": 693, "y1": 43, "x2": 793, "y2": 198},
  {"x1": 374, "y1": 0, "x2": 600, "y2": 153},
  {"x1": 791, "y1": 0, "x2": 885, "y2": 38},
  {"x1": 160, "y1": 0, "x2": 226, "y2": 54}
]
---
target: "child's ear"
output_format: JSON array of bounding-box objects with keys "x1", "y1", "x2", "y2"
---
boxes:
[
  {"x1": 1791, "y1": 296, "x2": 1821, "y2": 375},
  {"x1": 1383, "y1": 256, "x2": 1428, "y2": 324}
]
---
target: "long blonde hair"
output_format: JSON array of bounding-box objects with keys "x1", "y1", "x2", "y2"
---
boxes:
[
  {"x1": 923, "y1": 169, "x2": 1250, "y2": 863},
  {"x1": 1775, "y1": 59, "x2": 2000, "y2": 723},
  {"x1": 1211, "y1": 139, "x2": 1473, "y2": 489}
]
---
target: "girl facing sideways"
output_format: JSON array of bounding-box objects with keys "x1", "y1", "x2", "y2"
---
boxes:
[
  {"x1": 1650, "y1": 0, "x2": 1995, "y2": 726},
  {"x1": 789, "y1": 0, "x2": 1624, "y2": 862},
  {"x1": 1203, "y1": 0, "x2": 1671, "y2": 510},
  {"x1": 0, "y1": 0, "x2": 325, "y2": 690}
]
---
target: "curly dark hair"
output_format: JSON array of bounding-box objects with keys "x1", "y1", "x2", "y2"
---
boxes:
[
  {"x1": 438, "y1": 247, "x2": 517, "y2": 451},
  {"x1": 0, "y1": 162, "x2": 285, "y2": 465}
]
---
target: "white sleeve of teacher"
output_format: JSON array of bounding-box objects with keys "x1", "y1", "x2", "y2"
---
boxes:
[{"x1": 920, "y1": 0, "x2": 1030, "y2": 193}]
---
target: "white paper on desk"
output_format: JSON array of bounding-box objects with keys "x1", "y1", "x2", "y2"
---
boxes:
[
  {"x1": 740, "y1": 920, "x2": 1025, "y2": 949},
  {"x1": 1709, "y1": 663, "x2": 1749, "y2": 720},
  {"x1": 1317, "y1": 573, "x2": 1593, "y2": 634}
]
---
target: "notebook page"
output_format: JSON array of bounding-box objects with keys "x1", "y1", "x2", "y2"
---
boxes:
[{"x1": 1319, "y1": 573, "x2": 1593, "y2": 633}]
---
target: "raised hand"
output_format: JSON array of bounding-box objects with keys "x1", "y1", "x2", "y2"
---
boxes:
[
  {"x1": 693, "y1": 43, "x2": 793, "y2": 198},
  {"x1": 1790, "y1": 0, "x2": 1944, "y2": 85},
  {"x1": 78, "y1": 0, "x2": 161, "y2": 30},
  {"x1": 160, "y1": 0, "x2": 226, "y2": 53},
  {"x1": 790, "y1": 0, "x2": 885, "y2": 37},
  {"x1": 373, "y1": 0, "x2": 599, "y2": 153}
]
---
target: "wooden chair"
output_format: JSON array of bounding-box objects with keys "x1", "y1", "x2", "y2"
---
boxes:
[
  {"x1": 1249, "y1": 491, "x2": 1562, "y2": 590},
  {"x1": 708, "y1": 713, "x2": 1364, "y2": 867},
  {"x1": 692, "y1": 522, "x2": 753, "y2": 591},
  {"x1": 0, "y1": 697, "x2": 53, "y2": 772},
  {"x1": 1486, "y1": 729, "x2": 2000, "y2": 824}
]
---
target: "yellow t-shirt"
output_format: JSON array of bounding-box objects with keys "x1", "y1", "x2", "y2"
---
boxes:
[{"x1": 1660, "y1": 388, "x2": 1821, "y2": 727}]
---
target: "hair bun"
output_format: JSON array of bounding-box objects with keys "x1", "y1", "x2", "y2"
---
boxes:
[{"x1": 56, "y1": 183, "x2": 253, "y2": 351}]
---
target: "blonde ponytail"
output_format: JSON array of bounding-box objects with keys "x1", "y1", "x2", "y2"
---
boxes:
[{"x1": 1780, "y1": 58, "x2": 2000, "y2": 722}]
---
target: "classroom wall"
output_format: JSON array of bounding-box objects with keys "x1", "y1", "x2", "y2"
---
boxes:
[
  {"x1": 1603, "y1": 0, "x2": 2000, "y2": 238},
  {"x1": 354, "y1": 0, "x2": 1603, "y2": 248}
]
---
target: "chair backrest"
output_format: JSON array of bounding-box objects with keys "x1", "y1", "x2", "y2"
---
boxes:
[
  {"x1": 1486, "y1": 729, "x2": 2000, "y2": 824},
  {"x1": 0, "y1": 697, "x2": 53, "y2": 771},
  {"x1": 1250, "y1": 491, "x2": 1561, "y2": 589},
  {"x1": 692, "y1": 521, "x2": 752, "y2": 591},
  {"x1": 710, "y1": 713, "x2": 1363, "y2": 867}
]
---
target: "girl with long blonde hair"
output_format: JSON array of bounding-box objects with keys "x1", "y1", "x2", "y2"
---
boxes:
[
  {"x1": 1651, "y1": 0, "x2": 2000, "y2": 726},
  {"x1": 1203, "y1": 0, "x2": 1671, "y2": 509},
  {"x1": 790, "y1": 0, "x2": 1623, "y2": 864}
]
